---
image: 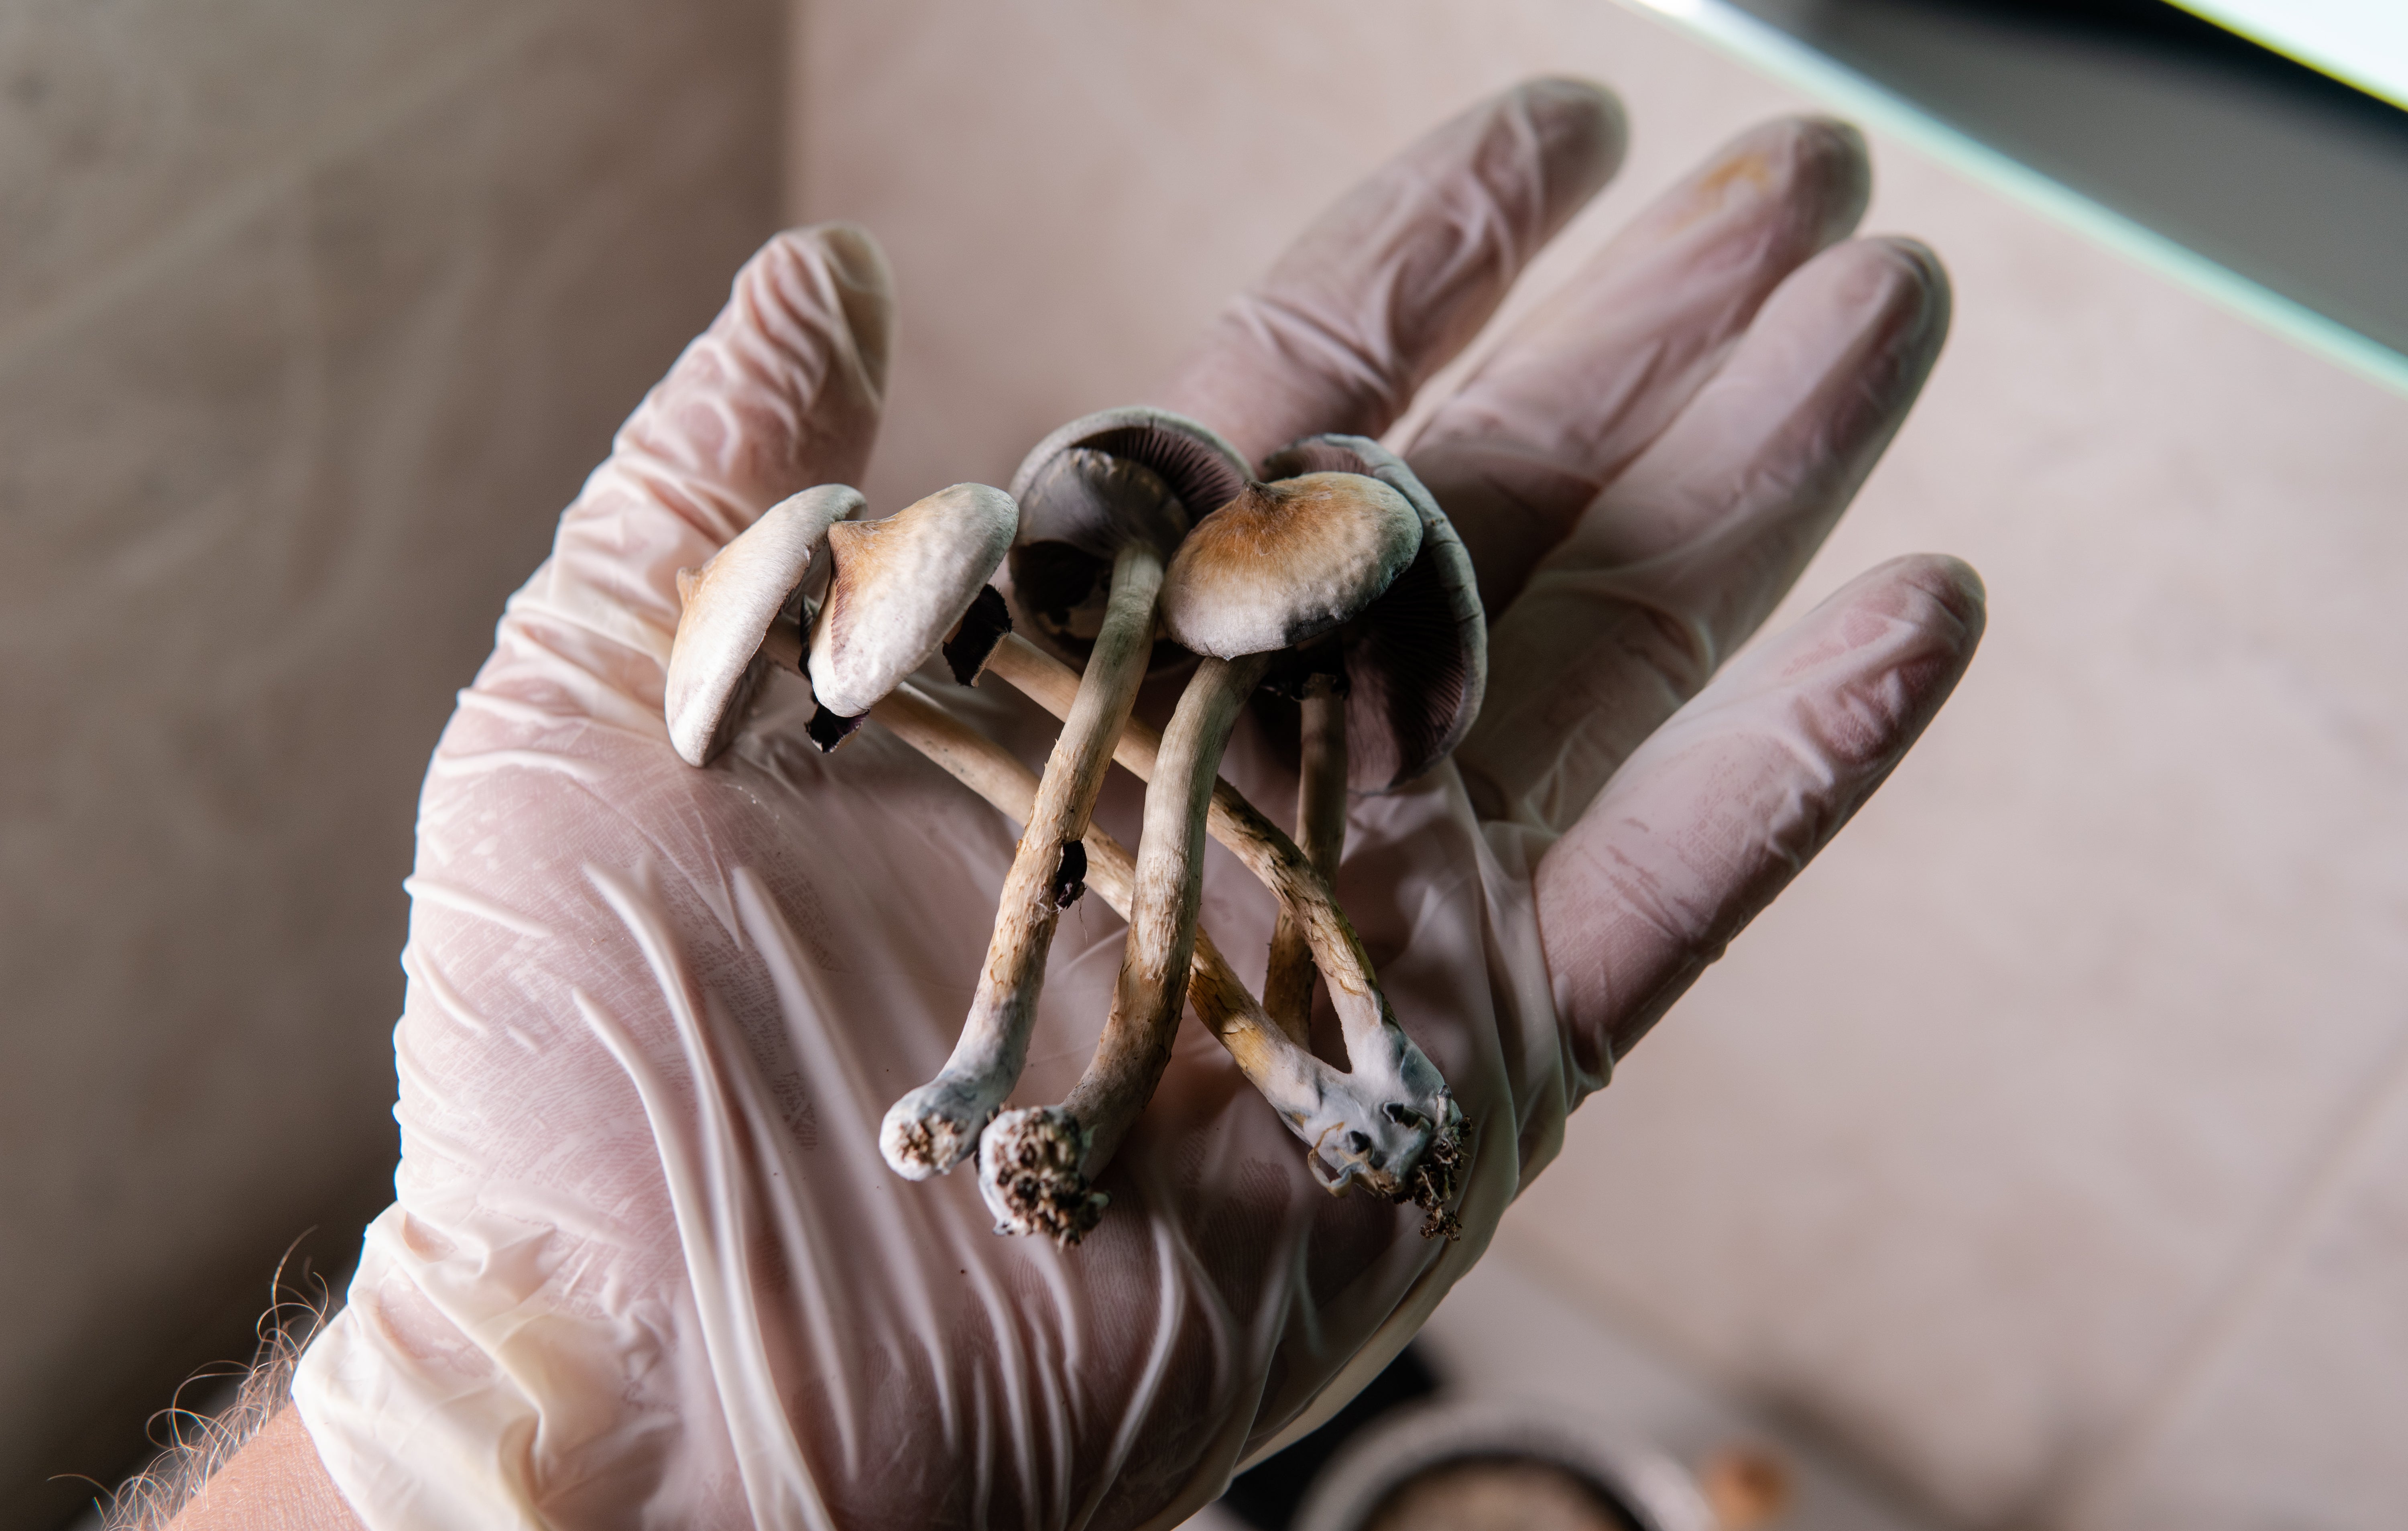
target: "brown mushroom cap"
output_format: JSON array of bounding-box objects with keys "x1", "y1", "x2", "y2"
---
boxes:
[
  {"x1": 665, "y1": 484, "x2": 865, "y2": 766},
  {"x1": 1156, "y1": 473, "x2": 1422, "y2": 660},
  {"x1": 1005, "y1": 406, "x2": 1251, "y2": 666},
  {"x1": 807, "y1": 483, "x2": 1019, "y2": 719},
  {"x1": 1259, "y1": 436, "x2": 1487, "y2": 792}
]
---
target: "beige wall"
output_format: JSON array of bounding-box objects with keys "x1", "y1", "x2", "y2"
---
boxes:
[
  {"x1": 794, "y1": 4, "x2": 2408, "y2": 1527},
  {"x1": 0, "y1": 2, "x2": 783, "y2": 1524}
]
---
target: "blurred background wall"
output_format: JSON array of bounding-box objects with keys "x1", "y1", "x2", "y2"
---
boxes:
[
  {"x1": 0, "y1": 1, "x2": 782, "y2": 1525},
  {"x1": 792, "y1": 4, "x2": 2408, "y2": 1528}
]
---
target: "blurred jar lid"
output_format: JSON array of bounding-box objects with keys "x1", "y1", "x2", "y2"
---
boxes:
[{"x1": 1292, "y1": 1399, "x2": 1750, "y2": 1531}]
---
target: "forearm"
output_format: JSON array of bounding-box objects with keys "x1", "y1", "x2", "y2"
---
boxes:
[
  {"x1": 163, "y1": 1409, "x2": 362, "y2": 1531},
  {"x1": 99, "y1": 1292, "x2": 364, "y2": 1531}
]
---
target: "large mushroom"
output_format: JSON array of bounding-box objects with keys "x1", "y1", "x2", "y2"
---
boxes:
[
  {"x1": 1254, "y1": 435, "x2": 1487, "y2": 1039},
  {"x1": 880, "y1": 409, "x2": 1248, "y2": 1182},
  {"x1": 663, "y1": 484, "x2": 866, "y2": 767},
  {"x1": 978, "y1": 470, "x2": 1435, "y2": 1240}
]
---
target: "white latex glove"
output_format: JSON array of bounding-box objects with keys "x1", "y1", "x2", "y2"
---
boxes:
[{"x1": 284, "y1": 79, "x2": 1983, "y2": 1530}]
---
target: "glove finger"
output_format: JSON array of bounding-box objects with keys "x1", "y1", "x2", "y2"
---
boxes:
[
  {"x1": 1400, "y1": 115, "x2": 1871, "y2": 615},
  {"x1": 1459, "y1": 236, "x2": 1949, "y2": 831},
  {"x1": 1154, "y1": 76, "x2": 1624, "y2": 463},
  {"x1": 499, "y1": 223, "x2": 895, "y2": 706},
  {"x1": 1534, "y1": 553, "x2": 1985, "y2": 1096}
]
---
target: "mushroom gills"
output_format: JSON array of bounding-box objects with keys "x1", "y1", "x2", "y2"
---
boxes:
[
  {"x1": 1258, "y1": 435, "x2": 1489, "y2": 793},
  {"x1": 1002, "y1": 407, "x2": 1249, "y2": 669}
]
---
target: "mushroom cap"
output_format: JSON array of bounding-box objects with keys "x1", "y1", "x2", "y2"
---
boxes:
[
  {"x1": 1157, "y1": 473, "x2": 1422, "y2": 660},
  {"x1": 1004, "y1": 406, "x2": 1251, "y2": 664},
  {"x1": 665, "y1": 484, "x2": 865, "y2": 766},
  {"x1": 1261, "y1": 436, "x2": 1488, "y2": 791},
  {"x1": 807, "y1": 482, "x2": 1020, "y2": 717}
]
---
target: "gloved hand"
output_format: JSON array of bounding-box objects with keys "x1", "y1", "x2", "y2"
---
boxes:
[{"x1": 281, "y1": 78, "x2": 1983, "y2": 1530}]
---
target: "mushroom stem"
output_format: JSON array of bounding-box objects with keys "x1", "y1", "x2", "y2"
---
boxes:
[
  {"x1": 881, "y1": 544, "x2": 1165, "y2": 1180},
  {"x1": 981, "y1": 651, "x2": 1274, "y2": 1240},
  {"x1": 866, "y1": 684, "x2": 1298, "y2": 1105},
  {"x1": 978, "y1": 631, "x2": 1465, "y2": 1228},
  {"x1": 984, "y1": 641, "x2": 1382, "y2": 1072},
  {"x1": 1263, "y1": 654, "x2": 1348, "y2": 1045}
]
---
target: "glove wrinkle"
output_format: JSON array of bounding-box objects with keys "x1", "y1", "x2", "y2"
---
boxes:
[{"x1": 296, "y1": 657, "x2": 1561, "y2": 1527}]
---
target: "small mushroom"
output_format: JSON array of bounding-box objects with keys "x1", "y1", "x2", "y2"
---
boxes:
[
  {"x1": 1253, "y1": 434, "x2": 1487, "y2": 1039},
  {"x1": 880, "y1": 411, "x2": 1247, "y2": 1182},
  {"x1": 663, "y1": 484, "x2": 866, "y2": 766},
  {"x1": 805, "y1": 483, "x2": 1020, "y2": 750},
  {"x1": 978, "y1": 470, "x2": 1431, "y2": 1240}
]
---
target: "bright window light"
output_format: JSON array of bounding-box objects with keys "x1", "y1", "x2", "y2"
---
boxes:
[{"x1": 2168, "y1": 1, "x2": 2408, "y2": 111}]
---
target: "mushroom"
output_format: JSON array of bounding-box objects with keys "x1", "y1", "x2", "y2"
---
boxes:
[
  {"x1": 1253, "y1": 434, "x2": 1487, "y2": 1039},
  {"x1": 663, "y1": 484, "x2": 866, "y2": 767},
  {"x1": 1001, "y1": 406, "x2": 1249, "y2": 668},
  {"x1": 879, "y1": 409, "x2": 1249, "y2": 1182},
  {"x1": 978, "y1": 469, "x2": 1439, "y2": 1240},
  {"x1": 952, "y1": 619, "x2": 1469, "y2": 1234},
  {"x1": 804, "y1": 483, "x2": 1020, "y2": 751}
]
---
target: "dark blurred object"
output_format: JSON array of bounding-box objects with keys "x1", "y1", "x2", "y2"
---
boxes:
[
  {"x1": 1291, "y1": 1399, "x2": 1725, "y2": 1531},
  {"x1": 1358, "y1": 1457, "x2": 1641, "y2": 1531},
  {"x1": 1219, "y1": 1346, "x2": 1441, "y2": 1530},
  {"x1": 1722, "y1": 0, "x2": 2408, "y2": 361}
]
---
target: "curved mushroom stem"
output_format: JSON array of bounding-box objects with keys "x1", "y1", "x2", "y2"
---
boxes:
[
  {"x1": 881, "y1": 544, "x2": 1166, "y2": 1180},
  {"x1": 979, "y1": 632, "x2": 1465, "y2": 1228},
  {"x1": 1263, "y1": 649, "x2": 1348, "y2": 1045},
  {"x1": 979, "y1": 651, "x2": 1273, "y2": 1240},
  {"x1": 866, "y1": 687, "x2": 1395, "y2": 1189}
]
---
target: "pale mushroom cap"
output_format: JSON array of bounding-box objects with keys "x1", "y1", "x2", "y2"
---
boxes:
[
  {"x1": 808, "y1": 482, "x2": 1019, "y2": 717},
  {"x1": 665, "y1": 484, "x2": 865, "y2": 766},
  {"x1": 1157, "y1": 474, "x2": 1422, "y2": 660},
  {"x1": 1260, "y1": 436, "x2": 1488, "y2": 791},
  {"x1": 1005, "y1": 406, "x2": 1250, "y2": 663}
]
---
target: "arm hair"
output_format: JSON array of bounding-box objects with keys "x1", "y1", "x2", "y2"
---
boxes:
[{"x1": 93, "y1": 1269, "x2": 336, "y2": 1529}]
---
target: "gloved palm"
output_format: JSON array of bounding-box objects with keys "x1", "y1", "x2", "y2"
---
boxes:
[{"x1": 291, "y1": 80, "x2": 1983, "y2": 1530}]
